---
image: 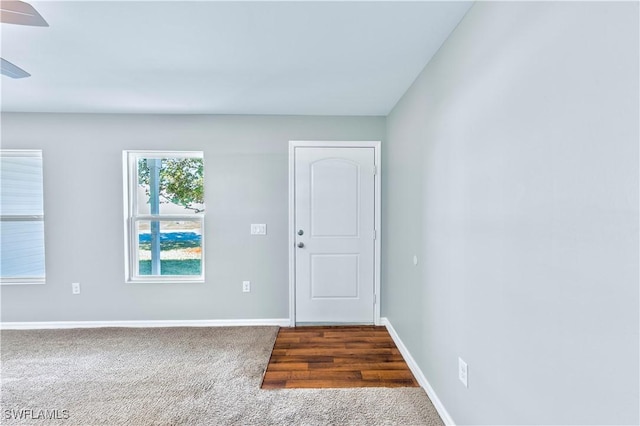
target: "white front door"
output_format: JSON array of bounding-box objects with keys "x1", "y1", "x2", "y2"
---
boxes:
[{"x1": 294, "y1": 146, "x2": 376, "y2": 324}]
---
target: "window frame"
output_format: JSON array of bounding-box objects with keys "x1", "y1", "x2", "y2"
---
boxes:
[
  {"x1": 0, "y1": 149, "x2": 46, "y2": 285},
  {"x1": 123, "y1": 150, "x2": 205, "y2": 284}
]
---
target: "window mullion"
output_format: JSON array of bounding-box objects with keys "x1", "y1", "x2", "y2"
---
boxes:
[{"x1": 0, "y1": 215, "x2": 44, "y2": 221}]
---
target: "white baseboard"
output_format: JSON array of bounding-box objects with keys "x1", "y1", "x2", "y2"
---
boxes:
[
  {"x1": 0, "y1": 318, "x2": 290, "y2": 330},
  {"x1": 380, "y1": 317, "x2": 456, "y2": 426}
]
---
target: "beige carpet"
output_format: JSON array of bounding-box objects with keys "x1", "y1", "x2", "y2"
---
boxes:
[{"x1": 0, "y1": 327, "x2": 444, "y2": 425}]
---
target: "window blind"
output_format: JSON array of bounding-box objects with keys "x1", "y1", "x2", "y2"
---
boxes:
[{"x1": 0, "y1": 150, "x2": 46, "y2": 283}]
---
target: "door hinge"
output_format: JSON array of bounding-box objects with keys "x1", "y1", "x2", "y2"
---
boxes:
[
  {"x1": 374, "y1": 229, "x2": 377, "y2": 240},
  {"x1": 374, "y1": 294, "x2": 377, "y2": 304},
  {"x1": 373, "y1": 165, "x2": 377, "y2": 176}
]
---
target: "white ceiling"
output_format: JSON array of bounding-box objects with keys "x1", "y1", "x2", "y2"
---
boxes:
[{"x1": 1, "y1": 1, "x2": 472, "y2": 115}]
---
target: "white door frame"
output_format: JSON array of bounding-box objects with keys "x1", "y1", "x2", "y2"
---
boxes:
[{"x1": 288, "y1": 140, "x2": 381, "y2": 327}]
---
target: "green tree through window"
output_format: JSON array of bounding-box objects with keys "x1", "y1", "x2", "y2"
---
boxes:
[{"x1": 137, "y1": 158, "x2": 204, "y2": 213}]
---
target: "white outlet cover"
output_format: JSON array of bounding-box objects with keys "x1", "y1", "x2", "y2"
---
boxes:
[
  {"x1": 72, "y1": 282, "x2": 80, "y2": 294},
  {"x1": 242, "y1": 281, "x2": 251, "y2": 292},
  {"x1": 413, "y1": 255, "x2": 418, "y2": 265},
  {"x1": 458, "y1": 357, "x2": 468, "y2": 388},
  {"x1": 250, "y1": 224, "x2": 267, "y2": 235}
]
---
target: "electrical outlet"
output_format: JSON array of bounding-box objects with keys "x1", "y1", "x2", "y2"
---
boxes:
[
  {"x1": 72, "y1": 282, "x2": 81, "y2": 295},
  {"x1": 250, "y1": 224, "x2": 267, "y2": 235},
  {"x1": 242, "y1": 281, "x2": 251, "y2": 292},
  {"x1": 458, "y1": 357, "x2": 468, "y2": 388}
]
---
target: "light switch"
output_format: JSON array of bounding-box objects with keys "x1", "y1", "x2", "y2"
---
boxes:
[
  {"x1": 459, "y1": 357, "x2": 468, "y2": 388},
  {"x1": 251, "y1": 224, "x2": 267, "y2": 235}
]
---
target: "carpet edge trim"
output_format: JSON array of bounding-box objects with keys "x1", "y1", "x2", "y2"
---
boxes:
[
  {"x1": 260, "y1": 326, "x2": 281, "y2": 389},
  {"x1": 381, "y1": 317, "x2": 456, "y2": 426},
  {"x1": 0, "y1": 319, "x2": 290, "y2": 330}
]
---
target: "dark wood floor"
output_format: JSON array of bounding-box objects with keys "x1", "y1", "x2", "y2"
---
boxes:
[{"x1": 261, "y1": 325, "x2": 419, "y2": 389}]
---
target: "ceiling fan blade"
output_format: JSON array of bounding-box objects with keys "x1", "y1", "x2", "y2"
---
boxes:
[
  {"x1": 0, "y1": 0, "x2": 48, "y2": 26},
  {"x1": 1, "y1": 58, "x2": 30, "y2": 78}
]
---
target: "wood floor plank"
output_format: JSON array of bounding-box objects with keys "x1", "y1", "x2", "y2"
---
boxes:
[
  {"x1": 282, "y1": 348, "x2": 399, "y2": 356},
  {"x1": 361, "y1": 370, "x2": 416, "y2": 380},
  {"x1": 344, "y1": 342, "x2": 396, "y2": 349},
  {"x1": 307, "y1": 362, "x2": 410, "y2": 371},
  {"x1": 322, "y1": 331, "x2": 390, "y2": 338},
  {"x1": 277, "y1": 331, "x2": 323, "y2": 337},
  {"x1": 298, "y1": 336, "x2": 393, "y2": 344},
  {"x1": 264, "y1": 370, "x2": 363, "y2": 381},
  {"x1": 282, "y1": 380, "x2": 412, "y2": 389},
  {"x1": 265, "y1": 362, "x2": 309, "y2": 371},
  {"x1": 274, "y1": 342, "x2": 349, "y2": 349},
  {"x1": 274, "y1": 337, "x2": 302, "y2": 344},
  {"x1": 332, "y1": 355, "x2": 406, "y2": 363},
  {"x1": 269, "y1": 355, "x2": 335, "y2": 363},
  {"x1": 261, "y1": 326, "x2": 419, "y2": 389}
]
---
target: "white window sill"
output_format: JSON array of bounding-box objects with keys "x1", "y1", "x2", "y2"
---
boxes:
[
  {"x1": 126, "y1": 278, "x2": 205, "y2": 284},
  {"x1": 1, "y1": 279, "x2": 45, "y2": 285}
]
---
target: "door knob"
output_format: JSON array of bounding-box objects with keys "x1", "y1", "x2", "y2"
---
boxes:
[
  {"x1": 297, "y1": 229, "x2": 304, "y2": 236},
  {"x1": 297, "y1": 242, "x2": 305, "y2": 248}
]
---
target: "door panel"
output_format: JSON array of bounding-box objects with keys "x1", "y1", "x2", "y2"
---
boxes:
[
  {"x1": 311, "y1": 159, "x2": 360, "y2": 237},
  {"x1": 311, "y1": 254, "x2": 359, "y2": 298},
  {"x1": 295, "y1": 147, "x2": 375, "y2": 324}
]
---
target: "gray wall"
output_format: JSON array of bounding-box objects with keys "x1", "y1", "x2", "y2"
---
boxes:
[
  {"x1": 2, "y1": 2, "x2": 638, "y2": 424},
  {"x1": 383, "y1": 2, "x2": 639, "y2": 425},
  {"x1": 1, "y1": 113, "x2": 385, "y2": 321}
]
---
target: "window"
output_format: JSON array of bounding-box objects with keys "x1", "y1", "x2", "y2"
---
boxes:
[
  {"x1": 0, "y1": 150, "x2": 46, "y2": 284},
  {"x1": 123, "y1": 151, "x2": 205, "y2": 282}
]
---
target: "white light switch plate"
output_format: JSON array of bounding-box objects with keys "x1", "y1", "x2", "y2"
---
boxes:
[
  {"x1": 459, "y1": 357, "x2": 468, "y2": 388},
  {"x1": 250, "y1": 224, "x2": 267, "y2": 235}
]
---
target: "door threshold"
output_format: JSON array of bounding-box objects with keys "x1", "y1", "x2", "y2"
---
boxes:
[{"x1": 295, "y1": 322, "x2": 375, "y2": 327}]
